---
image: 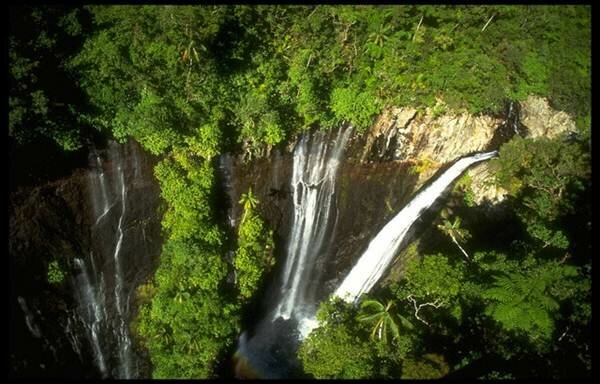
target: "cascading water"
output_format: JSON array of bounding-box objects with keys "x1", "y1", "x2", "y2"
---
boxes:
[
  {"x1": 73, "y1": 257, "x2": 108, "y2": 377},
  {"x1": 218, "y1": 153, "x2": 236, "y2": 228},
  {"x1": 17, "y1": 296, "x2": 42, "y2": 339},
  {"x1": 233, "y1": 126, "x2": 351, "y2": 379},
  {"x1": 334, "y1": 151, "x2": 498, "y2": 304},
  {"x1": 72, "y1": 140, "x2": 156, "y2": 378},
  {"x1": 273, "y1": 126, "x2": 352, "y2": 333}
]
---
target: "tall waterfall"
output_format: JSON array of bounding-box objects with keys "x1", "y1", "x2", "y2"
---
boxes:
[
  {"x1": 73, "y1": 140, "x2": 151, "y2": 378},
  {"x1": 272, "y1": 126, "x2": 352, "y2": 335},
  {"x1": 233, "y1": 127, "x2": 351, "y2": 379},
  {"x1": 334, "y1": 151, "x2": 498, "y2": 304}
]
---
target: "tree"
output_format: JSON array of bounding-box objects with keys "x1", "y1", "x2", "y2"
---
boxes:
[
  {"x1": 401, "y1": 353, "x2": 450, "y2": 379},
  {"x1": 238, "y1": 187, "x2": 259, "y2": 224},
  {"x1": 298, "y1": 299, "x2": 378, "y2": 379},
  {"x1": 136, "y1": 238, "x2": 240, "y2": 378},
  {"x1": 481, "y1": 260, "x2": 578, "y2": 345},
  {"x1": 9, "y1": 6, "x2": 89, "y2": 150},
  {"x1": 395, "y1": 254, "x2": 465, "y2": 325},
  {"x1": 437, "y1": 216, "x2": 472, "y2": 261},
  {"x1": 356, "y1": 298, "x2": 413, "y2": 343},
  {"x1": 234, "y1": 211, "x2": 275, "y2": 300},
  {"x1": 490, "y1": 137, "x2": 590, "y2": 251}
]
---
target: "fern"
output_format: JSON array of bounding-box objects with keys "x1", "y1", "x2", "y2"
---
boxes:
[{"x1": 482, "y1": 261, "x2": 575, "y2": 341}]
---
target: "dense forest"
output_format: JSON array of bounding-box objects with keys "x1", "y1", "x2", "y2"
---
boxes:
[{"x1": 9, "y1": 5, "x2": 590, "y2": 379}]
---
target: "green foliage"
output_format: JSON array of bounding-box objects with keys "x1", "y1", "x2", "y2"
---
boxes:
[
  {"x1": 185, "y1": 123, "x2": 222, "y2": 160},
  {"x1": 453, "y1": 174, "x2": 476, "y2": 207},
  {"x1": 402, "y1": 254, "x2": 465, "y2": 308},
  {"x1": 125, "y1": 87, "x2": 183, "y2": 155},
  {"x1": 9, "y1": 6, "x2": 87, "y2": 150},
  {"x1": 136, "y1": 133, "x2": 240, "y2": 378},
  {"x1": 47, "y1": 260, "x2": 65, "y2": 285},
  {"x1": 234, "y1": 210, "x2": 275, "y2": 300},
  {"x1": 401, "y1": 353, "x2": 450, "y2": 379},
  {"x1": 68, "y1": 5, "x2": 590, "y2": 159},
  {"x1": 481, "y1": 261, "x2": 578, "y2": 343},
  {"x1": 490, "y1": 136, "x2": 590, "y2": 250},
  {"x1": 298, "y1": 298, "x2": 378, "y2": 379},
  {"x1": 356, "y1": 299, "x2": 414, "y2": 343},
  {"x1": 437, "y1": 215, "x2": 472, "y2": 259},
  {"x1": 238, "y1": 187, "x2": 259, "y2": 223},
  {"x1": 137, "y1": 236, "x2": 240, "y2": 378},
  {"x1": 408, "y1": 156, "x2": 437, "y2": 175},
  {"x1": 330, "y1": 86, "x2": 382, "y2": 132}
]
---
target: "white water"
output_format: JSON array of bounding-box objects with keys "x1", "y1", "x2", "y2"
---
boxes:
[
  {"x1": 334, "y1": 151, "x2": 498, "y2": 304},
  {"x1": 113, "y1": 166, "x2": 132, "y2": 379},
  {"x1": 76, "y1": 141, "x2": 137, "y2": 378},
  {"x1": 218, "y1": 153, "x2": 236, "y2": 228},
  {"x1": 273, "y1": 127, "x2": 352, "y2": 323},
  {"x1": 74, "y1": 258, "x2": 108, "y2": 377},
  {"x1": 91, "y1": 153, "x2": 111, "y2": 219},
  {"x1": 17, "y1": 296, "x2": 42, "y2": 339}
]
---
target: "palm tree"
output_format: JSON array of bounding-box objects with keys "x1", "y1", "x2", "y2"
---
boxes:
[
  {"x1": 357, "y1": 299, "x2": 413, "y2": 343},
  {"x1": 368, "y1": 23, "x2": 392, "y2": 47},
  {"x1": 239, "y1": 187, "x2": 259, "y2": 224},
  {"x1": 437, "y1": 216, "x2": 472, "y2": 261}
]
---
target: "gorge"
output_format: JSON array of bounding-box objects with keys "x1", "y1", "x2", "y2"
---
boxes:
[{"x1": 9, "y1": 5, "x2": 590, "y2": 380}]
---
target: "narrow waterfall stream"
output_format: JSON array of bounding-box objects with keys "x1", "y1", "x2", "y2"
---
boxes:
[
  {"x1": 73, "y1": 257, "x2": 108, "y2": 376},
  {"x1": 71, "y1": 140, "x2": 159, "y2": 379},
  {"x1": 334, "y1": 151, "x2": 498, "y2": 304}
]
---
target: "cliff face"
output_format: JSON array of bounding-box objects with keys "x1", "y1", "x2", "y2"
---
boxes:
[
  {"x1": 9, "y1": 140, "x2": 162, "y2": 378},
  {"x1": 9, "y1": 94, "x2": 577, "y2": 377},
  {"x1": 225, "y1": 96, "x2": 577, "y2": 303},
  {"x1": 354, "y1": 96, "x2": 576, "y2": 207},
  {"x1": 9, "y1": 169, "x2": 95, "y2": 378},
  {"x1": 465, "y1": 95, "x2": 576, "y2": 205}
]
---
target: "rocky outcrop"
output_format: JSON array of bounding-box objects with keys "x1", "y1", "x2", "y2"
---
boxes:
[
  {"x1": 520, "y1": 95, "x2": 576, "y2": 139},
  {"x1": 467, "y1": 95, "x2": 576, "y2": 205},
  {"x1": 360, "y1": 105, "x2": 501, "y2": 165},
  {"x1": 359, "y1": 96, "x2": 577, "y2": 206},
  {"x1": 466, "y1": 162, "x2": 508, "y2": 206}
]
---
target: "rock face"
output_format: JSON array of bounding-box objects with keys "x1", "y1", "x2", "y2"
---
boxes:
[
  {"x1": 224, "y1": 96, "x2": 578, "y2": 314},
  {"x1": 520, "y1": 95, "x2": 576, "y2": 139},
  {"x1": 360, "y1": 105, "x2": 501, "y2": 165},
  {"x1": 9, "y1": 139, "x2": 162, "y2": 379},
  {"x1": 10, "y1": 170, "x2": 96, "y2": 378},
  {"x1": 356, "y1": 105, "x2": 502, "y2": 200},
  {"x1": 356, "y1": 96, "x2": 576, "y2": 207},
  {"x1": 467, "y1": 95, "x2": 576, "y2": 205}
]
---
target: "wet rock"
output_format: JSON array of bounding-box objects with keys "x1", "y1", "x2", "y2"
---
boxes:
[{"x1": 9, "y1": 139, "x2": 162, "y2": 379}]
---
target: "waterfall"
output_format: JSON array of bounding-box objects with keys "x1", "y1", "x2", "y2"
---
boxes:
[
  {"x1": 89, "y1": 150, "x2": 111, "y2": 223},
  {"x1": 17, "y1": 296, "x2": 42, "y2": 339},
  {"x1": 232, "y1": 127, "x2": 351, "y2": 379},
  {"x1": 273, "y1": 126, "x2": 352, "y2": 330},
  {"x1": 113, "y1": 165, "x2": 132, "y2": 379},
  {"x1": 73, "y1": 140, "x2": 150, "y2": 378},
  {"x1": 218, "y1": 153, "x2": 236, "y2": 228},
  {"x1": 334, "y1": 151, "x2": 498, "y2": 304},
  {"x1": 74, "y1": 257, "x2": 108, "y2": 377}
]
